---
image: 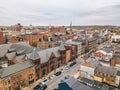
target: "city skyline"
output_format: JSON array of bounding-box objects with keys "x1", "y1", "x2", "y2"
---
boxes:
[{"x1": 0, "y1": 0, "x2": 120, "y2": 26}]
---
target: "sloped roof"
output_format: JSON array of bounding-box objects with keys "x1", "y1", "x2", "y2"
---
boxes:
[
  {"x1": 27, "y1": 46, "x2": 61, "y2": 64},
  {"x1": 82, "y1": 62, "x2": 93, "y2": 68},
  {"x1": 59, "y1": 43, "x2": 66, "y2": 51},
  {"x1": 84, "y1": 57, "x2": 100, "y2": 68},
  {"x1": 0, "y1": 44, "x2": 12, "y2": 58},
  {"x1": 0, "y1": 60, "x2": 34, "y2": 78},
  {"x1": 29, "y1": 48, "x2": 40, "y2": 60},
  {"x1": 9, "y1": 42, "x2": 33, "y2": 54},
  {"x1": 5, "y1": 42, "x2": 33, "y2": 61},
  {"x1": 38, "y1": 47, "x2": 61, "y2": 63},
  {"x1": 89, "y1": 59, "x2": 100, "y2": 68},
  {"x1": 16, "y1": 55, "x2": 25, "y2": 62},
  {"x1": 95, "y1": 65, "x2": 118, "y2": 76},
  {"x1": 6, "y1": 52, "x2": 16, "y2": 60}
]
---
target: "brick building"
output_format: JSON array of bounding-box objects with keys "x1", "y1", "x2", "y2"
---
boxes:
[
  {"x1": 27, "y1": 43, "x2": 70, "y2": 79},
  {"x1": 9, "y1": 34, "x2": 44, "y2": 47},
  {"x1": 110, "y1": 55, "x2": 120, "y2": 67},
  {"x1": 94, "y1": 65, "x2": 120, "y2": 87},
  {"x1": 0, "y1": 60, "x2": 35, "y2": 90},
  {"x1": 0, "y1": 42, "x2": 71, "y2": 89},
  {"x1": 0, "y1": 31, "x2": 4, "y2": 44},
  {"x1": 37, "y1": 41, "x2": 57, "y2": 49},
  {"x1": 11, "y1": 23, "x2": 23, "y2": 32},
  {"x1": 65, "y1": 40, "x2": 82, "y2": 60},
  {"x1": 20, "y1": 34, "x2": 44, "y2": 46},
  {"x1": 50, "y1": 26, "x2": 67, "y2": 35}
]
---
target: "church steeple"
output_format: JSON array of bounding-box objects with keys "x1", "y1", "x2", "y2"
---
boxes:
[{"x1": 70, "y1": 21, "x2": 72, "y2": 31}]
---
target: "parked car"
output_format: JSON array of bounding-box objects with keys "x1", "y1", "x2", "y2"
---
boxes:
[
  {"x1": 34, "y1": 85, "x2": 41, "y2": 90},
  {"x1": 40, "y1": 84, "x2": 47, "y2": 90},
  {"x1": 55, "y1": 71, "x2": 62, "y2": 76},
  {"x1": 61, "y1": 69, "x2": 65, "y2": 72},
  {"x1": 53, "y1": 89, "x2": 59, "y2": 90},
  {"x1": 65, "y1": 66, "x2": 70, "y2": 70},
  {"x1": 42, "y1": 79, "x2": 49, "y2": 84},
  {"x1": 50, "y1": 75, "x2": 55, "y2": 79},
  {"x1": 69, "y1": 62, "x2": 76, "y2": 67}
]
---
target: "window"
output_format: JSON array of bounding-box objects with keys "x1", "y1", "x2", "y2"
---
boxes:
[
  {"x1": 41, "y1": 64, "x2": 47, "y2": 68},
  {"x1": 8, "y1": 80, "x2": 10, "y2": 84},
  {"x1": 36, "y1": 68, "x2": 40, "y2": 73},
  {"x1": 29, "y1": 74, "x2": 32, "y2": 79},
  {"x1": 5, "y1": 81, "x2": 7, "y2": 85},
  {"x1": 20, "y1": 74, "x2": 22, "y2": 77},
  {"x1": 8, "y1": 86, "x2": 11, "y2": 90},
  {"x1": 42, "y1": 69, "x2": 46, "y2": 76},
  {"x1": 58, "y1": 63, "x2": 60, "y2": 68},
  {"x1": 51, "y1": 66, "x2": 54, "y2": 71}
]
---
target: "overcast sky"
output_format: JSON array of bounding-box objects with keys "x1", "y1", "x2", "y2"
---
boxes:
[{"x1": 0, "y1": 0, "x2": 120, "y2": 26}]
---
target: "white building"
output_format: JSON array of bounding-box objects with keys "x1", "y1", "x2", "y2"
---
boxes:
[
  {"x1": 80, "y1": 58, "x2": 99, "y2": 80},
  {"x1": 111, "y1": 35, "x2": 120, "y2": 42}
]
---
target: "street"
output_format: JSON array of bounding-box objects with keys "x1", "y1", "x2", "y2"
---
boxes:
[{"x1": 46, "y1": 60, "x2": 81, "y2": 90}]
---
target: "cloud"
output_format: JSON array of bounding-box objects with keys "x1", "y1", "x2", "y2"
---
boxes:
[{"x1": 0, "y1": 0, "x2": 120, "y2": 25}]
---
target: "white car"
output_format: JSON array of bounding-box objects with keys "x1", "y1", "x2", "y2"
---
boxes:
[
  {"x1": 65, "y1": 66, "x2": 70, "y2": 70},
  {"x1": 61, "y1": 69, "x2": 65, "y2": 72},
  {"x1": 50, "y1": 75, "x2": 55, "y2": 79}
]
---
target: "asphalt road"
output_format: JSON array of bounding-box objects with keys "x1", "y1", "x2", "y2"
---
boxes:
[{"x1": 46, "y1": 59, "x2": 84, "y2": 90}]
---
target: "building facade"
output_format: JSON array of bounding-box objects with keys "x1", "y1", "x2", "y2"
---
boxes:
[
  {"x1": 0, "y1": 31, "x2": 4, "y2": 44},
  {"x1": 87, "y1": 38, "x2": 98, "y2": 52},
  {"x1": 0, "y1": 60, "x2": 35, "y2": 90},
  {"x1": 27, "y1": 43, "x2": 70, "y2": 79},
  {"x1": 94, "y1": 65, "x2": 120, "y2": 87}
]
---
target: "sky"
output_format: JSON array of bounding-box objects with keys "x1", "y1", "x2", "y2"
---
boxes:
[{"x1": 0, "y1": 0, "x2": 120, "y2": 26}]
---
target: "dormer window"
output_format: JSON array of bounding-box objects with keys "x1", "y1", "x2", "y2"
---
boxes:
[
  {"x1": 7, "y1": 48, "x2": 15, "y2": 53},
  {"x1": 16, "y1": 50, "x2": 24, "y2": 56}
]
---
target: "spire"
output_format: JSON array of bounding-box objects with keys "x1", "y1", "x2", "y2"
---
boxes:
[
  {"x1": 59, "y1": 43, "x2": 66, "y2": 51},
  {"x1": 70, "y1": 21, "x2": 72, "y2": 31},
  {"x1": 29, "y1": 48, "x2": 40, "y2": 60}
]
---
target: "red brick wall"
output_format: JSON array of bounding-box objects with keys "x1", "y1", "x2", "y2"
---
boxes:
[
  {"x1": 110, "y1": 59, "x2": 120, "y2": 66},
  {"x1": 0, "y1": 31, "x2": 4, "y2": 44},
  {"x1": 50, "y1": 26, "x2": 66, "y2": 34},
  {"x1": 22, "y1": 35, "x2": 43, "y2": 46},
  {"x1": 66, "y1": 50, "x2": 71, "y2": 62}
]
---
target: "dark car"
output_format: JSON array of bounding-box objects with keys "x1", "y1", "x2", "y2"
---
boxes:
[
  {"x1": 69, "y1": 62, "x2": 76, "y2": 67},
  {"x1": 55, "y1": 71, "x2": 61, "y2": 76},
  {"x1": 53, "y1": 89, "x2": 59, "y2": 90},
  {"x1": 40, "y1": 84, "x2": 47, "y2": 90},
  {"x1": 42, "y1": 79, "x2": 49, "y2": 84},
  {"x1": 34, "y1": 85, "x2": 41, "y2": 90}
]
